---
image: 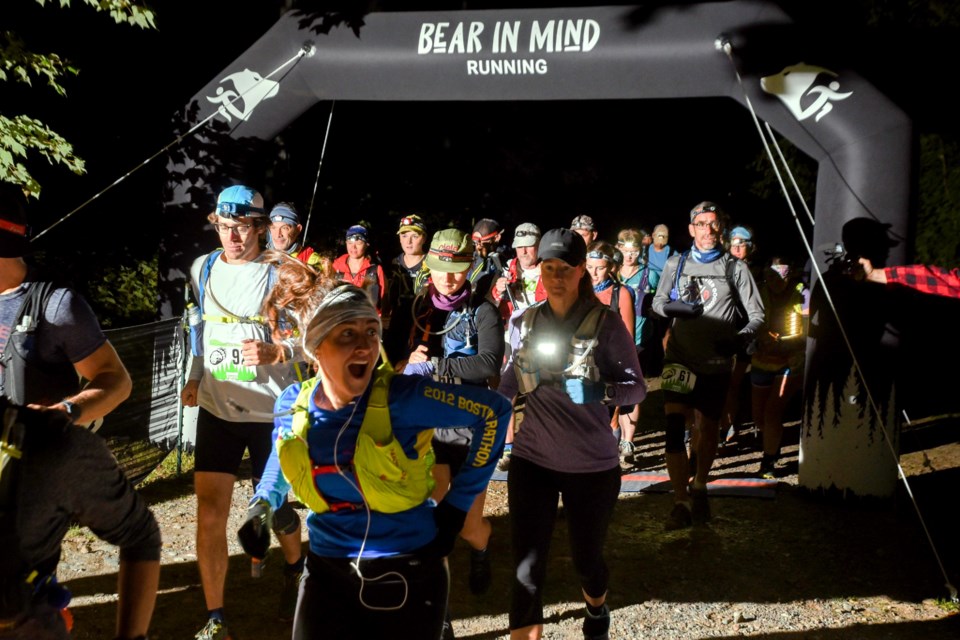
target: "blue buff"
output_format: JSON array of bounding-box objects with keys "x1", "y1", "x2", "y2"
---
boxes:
[
  {"x1": 690, "y1": 247, "x2": 722, "y2": 263},
  {"x1": 403, "y1": 360, "x2": 436, "y2": 377}
]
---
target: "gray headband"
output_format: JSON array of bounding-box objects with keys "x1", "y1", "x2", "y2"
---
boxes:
[{"x1": 303, "y1": 285, "x2": 381, "y2": 361}]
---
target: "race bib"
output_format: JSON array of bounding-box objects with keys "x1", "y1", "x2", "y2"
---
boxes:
[
  {"x1": 660, "y1": 363, "x2": 697, "y2": 394},
  {"x1": 208, "y1": 339, "x2": 257, "y2": 382}
]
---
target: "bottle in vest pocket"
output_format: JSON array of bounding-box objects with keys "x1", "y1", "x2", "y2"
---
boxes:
[{"x1": 187, "y1": 302, "x2": 203, "y2": 357}]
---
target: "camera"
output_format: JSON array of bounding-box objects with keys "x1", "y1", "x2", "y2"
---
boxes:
[{"x1": 824, "y1": 242, "x2": 865, "y2": 280}]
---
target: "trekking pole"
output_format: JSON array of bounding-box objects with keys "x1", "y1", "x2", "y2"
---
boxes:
[
  {"x1": 176, "y1": 283, "x2": 193, "y2": 475},
  {"x1": 489, "y1": 253, "x2": 516, "y2": 309}
]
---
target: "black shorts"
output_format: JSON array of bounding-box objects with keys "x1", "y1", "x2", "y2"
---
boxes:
[
  {"x1": 661, "y1": 365, "x2": 731, "y2": 422},
  {"x1": 194, "y1": 407, "x2": 275, "y2": 479}
]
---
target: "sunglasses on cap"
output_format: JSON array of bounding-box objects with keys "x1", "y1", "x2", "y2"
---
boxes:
[
  {"x1": 514, "y1": 229, "x2": 539, "y2": 239},
  {"x1": 346, "y1": 234, "x2": 367, "y2": 243},
  {"x1": 730, "y1": 237, "x2": 752, "y2": 247},
  {"x1": 655, "y1": 233, "x2": 668, "y2": 238}
]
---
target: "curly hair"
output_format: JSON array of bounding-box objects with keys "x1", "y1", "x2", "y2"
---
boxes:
[{"x1": 258, "y1": 250, "x2": 340, "y2": 344}]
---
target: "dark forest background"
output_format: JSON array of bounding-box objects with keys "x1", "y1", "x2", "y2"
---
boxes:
[{"x1": 4, "y1": 0, "x2": 959, "y2": 328}]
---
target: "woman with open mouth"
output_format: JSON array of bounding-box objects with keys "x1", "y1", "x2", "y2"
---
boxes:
[{"x1": 238, "y1": 253, "x2": 510, "y2": 640}]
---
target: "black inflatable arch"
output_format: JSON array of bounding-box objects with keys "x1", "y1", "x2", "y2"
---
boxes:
[{"x1": 169, "y1": 1, "x2": 912, "y2": 496}]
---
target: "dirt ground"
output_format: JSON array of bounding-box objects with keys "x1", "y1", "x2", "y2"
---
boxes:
[{"x1": 59, "y1": 385, "x2": 960, "y2": 639}]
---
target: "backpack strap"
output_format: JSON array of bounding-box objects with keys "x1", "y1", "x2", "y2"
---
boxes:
[
  {"x1": 198, "y1": 250, "x2": 270, "y2": 326},
  {"x1": 669, "y1": 251, "x2": 689, "y2": 302}
]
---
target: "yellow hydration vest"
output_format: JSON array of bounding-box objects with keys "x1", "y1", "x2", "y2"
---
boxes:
[{"x1": 276, "y1": 363, "x2": 435, "y2": 515}]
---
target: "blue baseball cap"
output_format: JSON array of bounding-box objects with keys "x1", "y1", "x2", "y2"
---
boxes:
[{"x1": 216, "y1": 185, "x2": 265, "y2": 218}]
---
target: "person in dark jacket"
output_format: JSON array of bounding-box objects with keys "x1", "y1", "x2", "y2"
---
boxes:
[{"x1": 394, "y1": 228, "x2": 506, "y2": 605}]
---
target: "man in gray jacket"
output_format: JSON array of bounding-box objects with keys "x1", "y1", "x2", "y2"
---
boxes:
[{"x1": 652, "y1": 202, "x2": 764, "y2": 530}]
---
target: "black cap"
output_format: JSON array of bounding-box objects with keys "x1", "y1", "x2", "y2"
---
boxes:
[
  {"x1": 0, "y1": 185, "x2": 30, "y2": 258},
  {"x1": 538, "y1": 228, "x2": 587, "y2": 266}
]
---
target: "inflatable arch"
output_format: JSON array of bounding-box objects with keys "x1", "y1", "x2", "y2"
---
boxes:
[{"x1": 166, "y1": 1, "x2": 913, "y2": 497}]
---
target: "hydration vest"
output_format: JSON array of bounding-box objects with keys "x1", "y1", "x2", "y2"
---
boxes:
[
  {"x1": 276, "y1": 364, "x2": 435, "y2": 515},
  {"x1": 188, "y1": 251, "x2": 304, "y2": 379},
  {"x1": 512, "y1": 301, "x2": 606, "y2": 394},
  {"x1": 0, "y1": 281, "x2": 80, "y2": 407},
  {"x1": 441, "y1": 305, "x2": 479, "y2": 359}
]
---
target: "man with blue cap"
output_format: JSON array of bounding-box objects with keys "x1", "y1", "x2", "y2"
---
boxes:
[{"x1": 182, "y1": 185, "x2": 305, "y2": 639}]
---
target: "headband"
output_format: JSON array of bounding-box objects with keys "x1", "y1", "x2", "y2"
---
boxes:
[
  {"x1": 587, "y1": 250, "x2": 613, "y2": 263},
  {"x1": 302, "y1": 285, "x2": 381, "y2": 362}
]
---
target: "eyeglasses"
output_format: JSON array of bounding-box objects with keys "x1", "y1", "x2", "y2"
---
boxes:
[
  {"x1": 621, "y1": 250, "x2": 640, "y2": 258},
  {"x1": 692, "y1": 221, "x2": 721, "y2": 231},
  {"x1": 214, "y1": 223, "x2": 254, "y2": 235}
]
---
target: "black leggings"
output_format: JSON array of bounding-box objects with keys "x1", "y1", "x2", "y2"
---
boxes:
[
  {"x1": 507, "y1": 456, "x2": 622, "y2": 630},
  {"x1": 292, "y1": 551, "x2": 449, "y2": 640}
]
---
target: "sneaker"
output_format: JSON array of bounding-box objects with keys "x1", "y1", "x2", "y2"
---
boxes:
[
  {"x1": 618, "y1": 440, "x2": 635, "y2": 470},
  {"x1": 690, "y1": 486, "x2": 711, "y2": 524},
  {"x1": 195, "y1": 618, "x2": 231, "y2": 640},
  {"x1": 758, "y1": 454, "x2": 779, "y2": 480},
  {"x1": 582, "y1": 603, "x2": 610, "y2": 640},
  {"x1": 496, "y1": 449, "x2": 512, "y2": 472},
  {"x1": 278, "y1": 562, "x2": 303, "y2": 621},
  {"x1": 468, "y1": 547, "x2": 492, "y2": 595},
  {"x1": 664, "y1": 502, "x2": 693, "y2": 531},
  {"x1": 441, "y1": 610, "x2": 456, "y2": 640}
]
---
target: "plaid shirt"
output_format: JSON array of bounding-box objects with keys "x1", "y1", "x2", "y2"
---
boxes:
[{"x1": 884, "y1": 264, "x2": 960, "y2": 299}]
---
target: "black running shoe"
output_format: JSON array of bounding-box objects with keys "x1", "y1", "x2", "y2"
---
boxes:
[{"x1": 582, "y1": 603, "x2": 610, "y2": 640}]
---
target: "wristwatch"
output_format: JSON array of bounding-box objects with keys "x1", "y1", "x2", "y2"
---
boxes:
[{"x1": 61, "y1": 400, "x2": 82, "y2": 423}]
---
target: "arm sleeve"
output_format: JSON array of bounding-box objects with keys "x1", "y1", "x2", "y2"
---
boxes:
[
  {"x1": 436, "y1": 303, "x2": 505, "y2": 382},
  {"x1": 735, "y1": 260, "x2": 765, "y2": 335},
  {"x1": 651, "y1": 255, "x2": 679, "y2": 317},
  {"x1": 253, "y1": 385, "x2": 298, "y2": 509},
  {"x1": 397, "y1": 376, "x2": 511, "y2": 512}
]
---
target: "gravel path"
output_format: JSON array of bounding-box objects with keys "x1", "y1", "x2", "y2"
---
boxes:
[{"x1": 59, "y1": 400, "x2": 960, "y2": 640}]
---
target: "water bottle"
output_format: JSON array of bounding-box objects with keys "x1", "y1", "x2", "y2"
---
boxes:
[{"x1": 187, "y1": 302, "x2": 204, "y2": 356}]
